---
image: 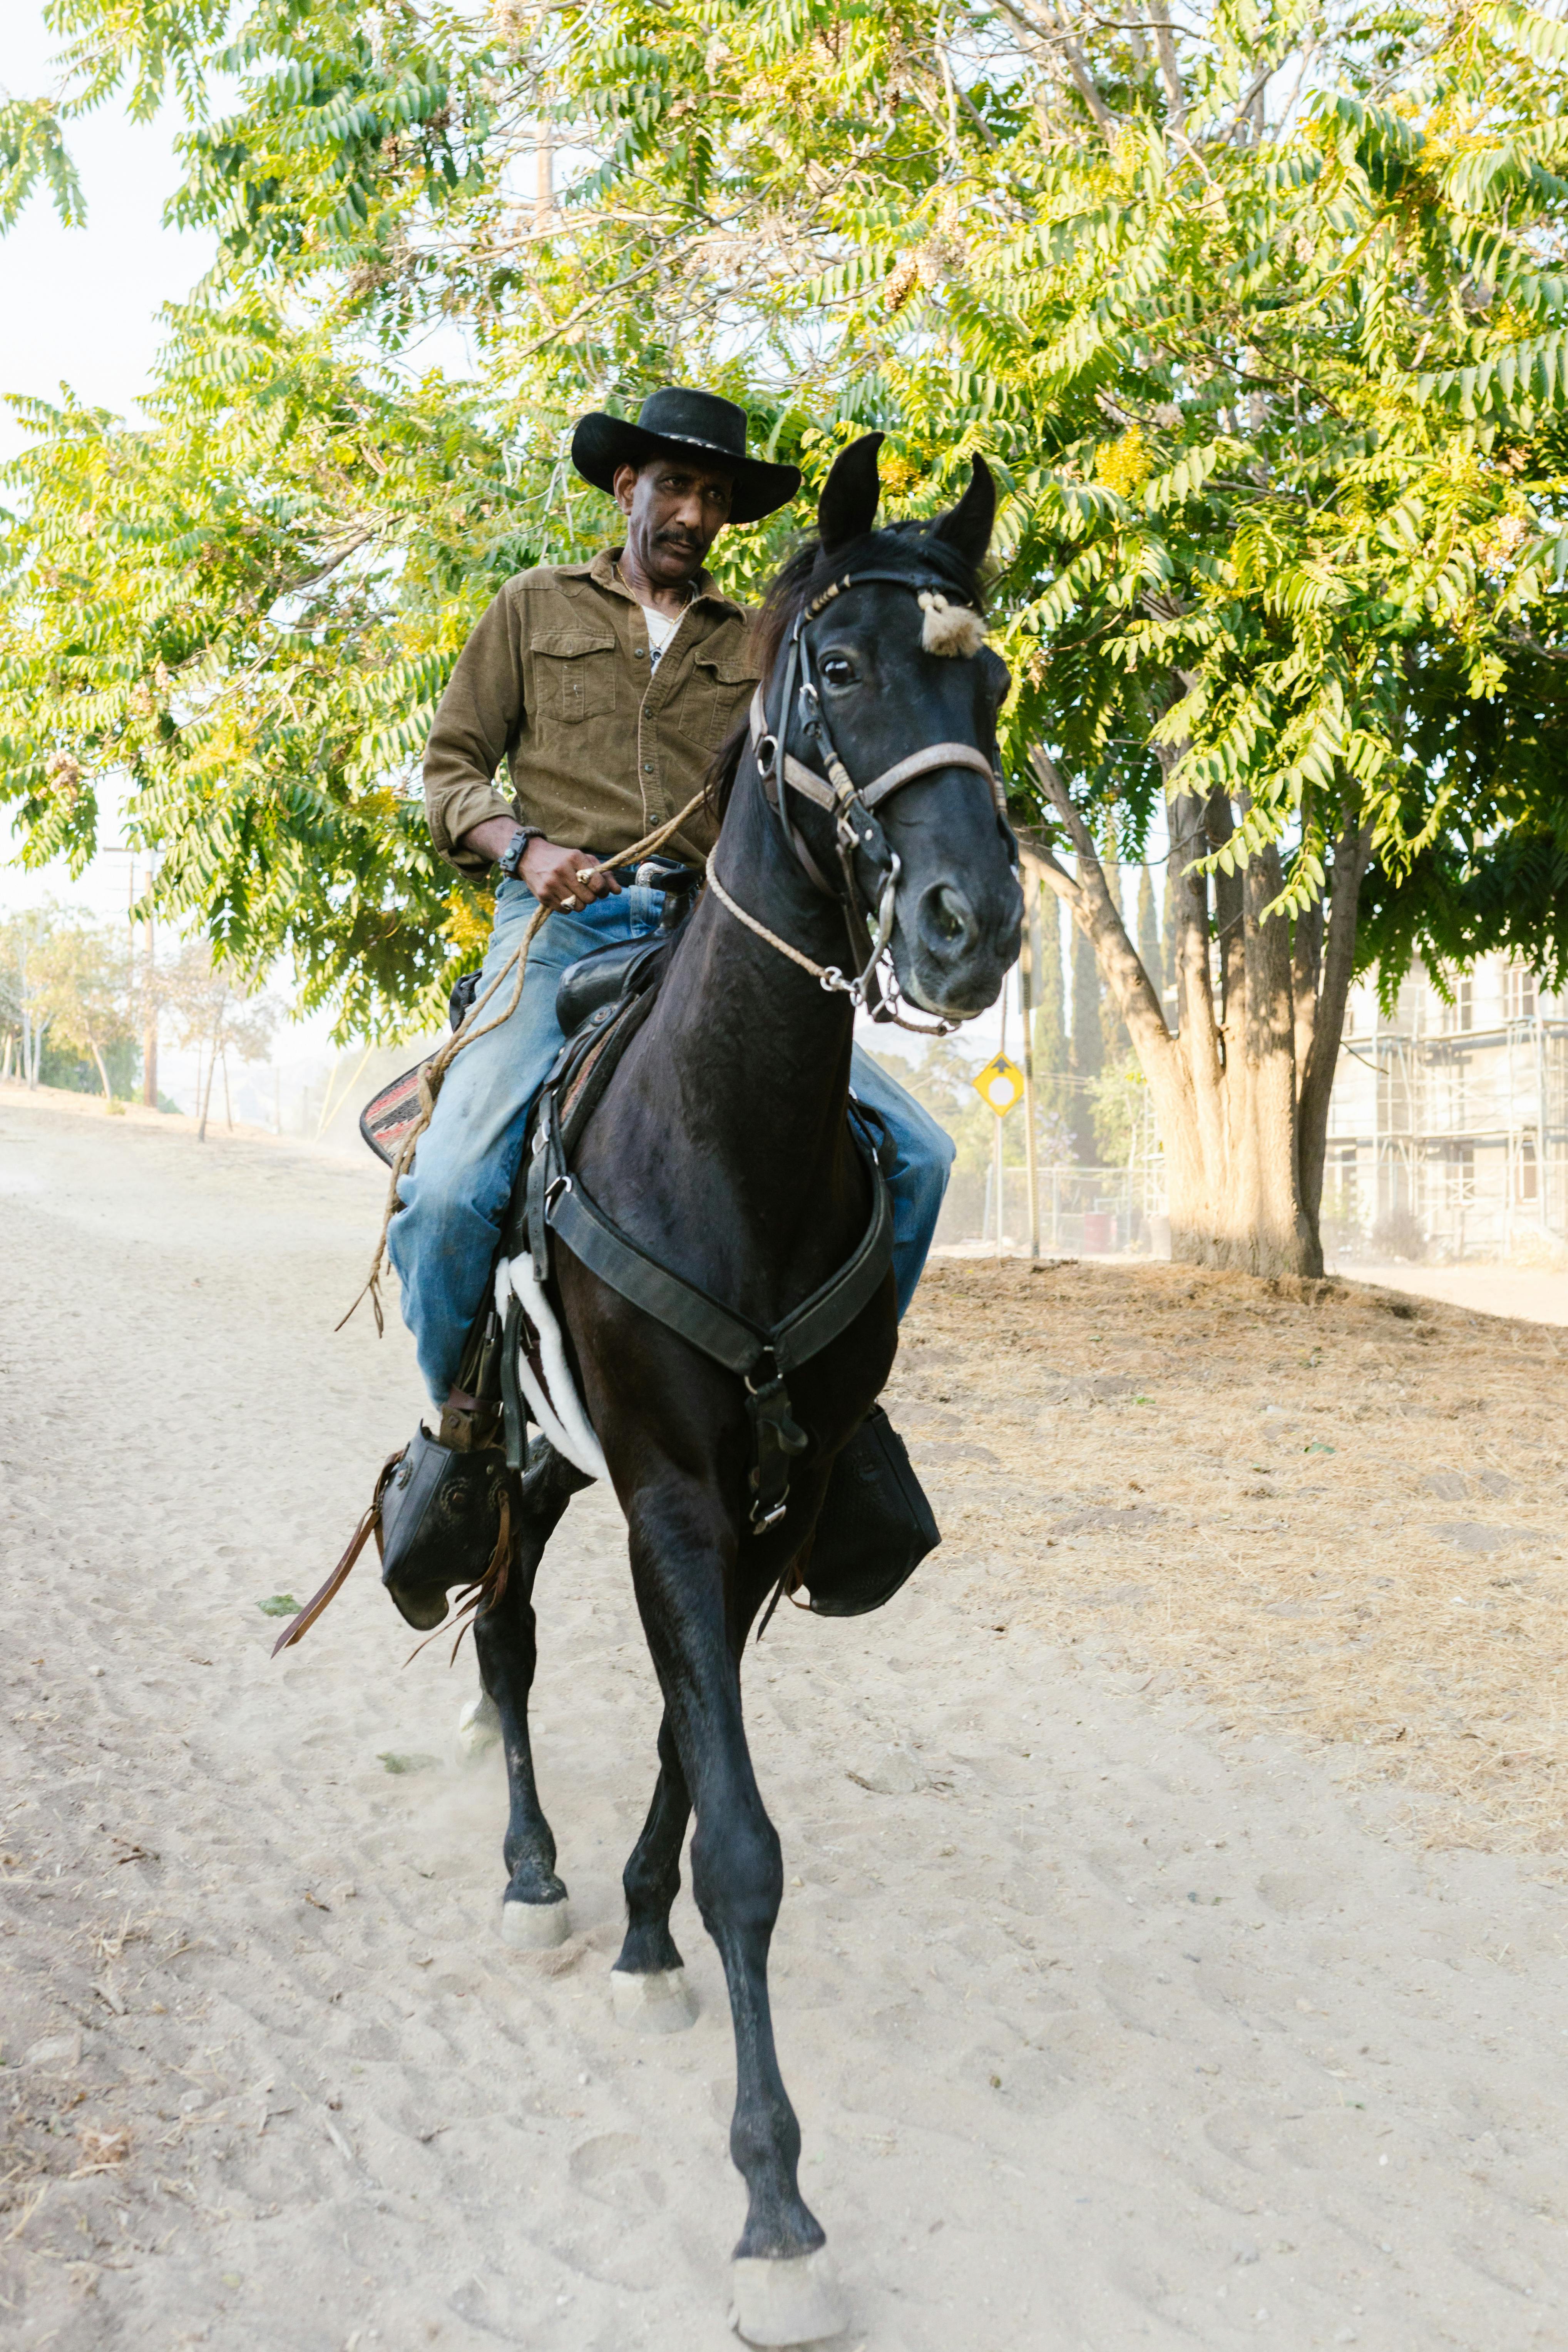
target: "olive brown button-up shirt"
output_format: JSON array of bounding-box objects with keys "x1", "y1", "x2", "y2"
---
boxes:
[{"x1": 422, "y1": 547, "x2": 758, "y2": 878}]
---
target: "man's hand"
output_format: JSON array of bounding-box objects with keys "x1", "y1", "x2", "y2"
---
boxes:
[
  {"x1": 520, "y1": 837, "x2": 622, "y2": 910},
  {"x1": 459, "y1": 817, "x2": 621, "y2": 909}
]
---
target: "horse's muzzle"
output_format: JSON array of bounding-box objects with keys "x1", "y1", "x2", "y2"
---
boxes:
[{"x1": 900, "y1": 872, "x2": 1022, "y2": 1018}]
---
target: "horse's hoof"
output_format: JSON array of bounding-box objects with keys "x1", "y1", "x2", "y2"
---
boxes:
[
  {"x1": 610, "y1": 1964, "x2": 694, "y2": 2034},
  {"x1": 498, "y1": 1895, "x2": 570, "y2": 1950},
  {"x1": 728, "y1": 2250, "x2": 847, "y2": 2347},
  {"x1": 453, "y1": 1691, "x2": 502, "y2": 1767}
]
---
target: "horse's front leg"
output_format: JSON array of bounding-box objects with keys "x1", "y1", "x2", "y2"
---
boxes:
[
  {"x1": 476, "y1": 1438, "x2": 590, "y2": 1949},
  {"x1": 628, "y1": 1477, "x2": 846, "y2": 2345}
]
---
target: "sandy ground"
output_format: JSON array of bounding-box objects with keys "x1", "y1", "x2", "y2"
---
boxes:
[
  {"x1": 2, "y1": 1095, "x2": 1566, "y2": 2352},
  {"x1": 1336, "y1": 1261, "x2": 1568, "y2": 1330}
]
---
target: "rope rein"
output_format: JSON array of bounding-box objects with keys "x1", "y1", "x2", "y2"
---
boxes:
[
  {"x1": 339, "y1": 787, "x2": 711, "y2": 1338},
  {"x1": 704, "y1": 865, "x2": 860, "y2": 996}
]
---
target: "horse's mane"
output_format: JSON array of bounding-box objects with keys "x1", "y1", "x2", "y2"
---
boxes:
[{"x1": 705, "y1": 517, "x2": 986, "y2": 823}]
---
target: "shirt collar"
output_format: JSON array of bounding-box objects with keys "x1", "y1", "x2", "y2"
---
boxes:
[{"x1": 578, "y1": 544, "x2": 745, "y2": 619}]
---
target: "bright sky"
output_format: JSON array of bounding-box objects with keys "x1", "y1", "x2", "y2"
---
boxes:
[{"x1": 1, "y1": 10, "x2": 213, "y2": 930}]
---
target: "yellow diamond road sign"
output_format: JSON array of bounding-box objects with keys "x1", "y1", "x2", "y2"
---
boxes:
[{"x1": 972, "y1": 1052, "x2": 1024, "y2": 1117}]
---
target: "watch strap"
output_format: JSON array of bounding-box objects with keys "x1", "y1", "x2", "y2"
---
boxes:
[{"x1": 499, "y1": 825, "x2": 545, "y2": 878}]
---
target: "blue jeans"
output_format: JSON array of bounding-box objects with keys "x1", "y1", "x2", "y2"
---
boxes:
[{"x1": 388, "y1": 878, "x2": 956, "y2": 1404}]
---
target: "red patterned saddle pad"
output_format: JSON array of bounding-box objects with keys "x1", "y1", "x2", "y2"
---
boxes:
[{"x1": 359, "y1": 1061, "x2": 433, "y2": 1168}]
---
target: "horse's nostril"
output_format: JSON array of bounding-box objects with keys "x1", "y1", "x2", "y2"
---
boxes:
[{"x1": 926, "y1": 883, "x2": 976, "y2": 949}]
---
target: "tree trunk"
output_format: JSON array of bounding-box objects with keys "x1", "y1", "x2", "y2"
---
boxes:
[
  {"x1": 198, "y1": 1029, "x2": 220, "y2": 1142},
  {"x1": 1022, "y1": 753, "x2": 1372, "y2": 1280},
  {"x1": 88, "y1": 1039, "x2": 113, "y2": 1101}
]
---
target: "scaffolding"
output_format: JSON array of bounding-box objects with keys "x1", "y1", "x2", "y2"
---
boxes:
[{"x1": 1324, "y1": 960, "x2": 1568, "y2": 1260}]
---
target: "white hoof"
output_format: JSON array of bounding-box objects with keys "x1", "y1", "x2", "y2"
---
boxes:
[
  {"x1": 498, "y1": 1895, "x2": 571, "y2": 1949},
  {"x1": 454, "y1": 1690, "x2": 502, "y2": 1767},
  {"x1": 729, "y1": 2250, "x2": 847, "y2": 2347},
  {"x1": 610, "y1": 1965, "x2": 695, "y2": 2034}
]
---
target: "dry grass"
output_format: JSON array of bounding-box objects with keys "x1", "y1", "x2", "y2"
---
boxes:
[{"x1": 889, "y1": 1259, "x2": 1568, "y2": 1860}]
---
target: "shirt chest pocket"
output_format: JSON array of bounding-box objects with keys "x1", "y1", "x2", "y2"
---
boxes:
[
  {"x1": 532, "y1": 629, "x2": 619, "y2": 725},
  {"x1": 690, "y1": 644, "x2": 761, "y2": 751}
]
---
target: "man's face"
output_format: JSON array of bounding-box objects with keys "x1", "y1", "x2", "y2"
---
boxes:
[{"x1": 614, "y1": 456, "x2": 734, "y2": 588}]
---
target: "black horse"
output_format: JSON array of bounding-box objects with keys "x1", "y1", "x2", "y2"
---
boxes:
[{"x1": 413, "y1": 436, "x2": 1019, "y2": 2342}]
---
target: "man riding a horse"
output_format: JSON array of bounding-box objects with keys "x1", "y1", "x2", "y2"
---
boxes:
[
  {"x1": 303, "y1": 403, "x2": 1020, "y2": 2342},
  {"x1": 385, "y1": 388, "x2": 956, "y2": 1524}
]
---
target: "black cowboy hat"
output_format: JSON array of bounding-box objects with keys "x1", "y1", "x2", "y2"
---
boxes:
[{"x1": 571, "y1": 387, "x2": 801, "y2": 528}]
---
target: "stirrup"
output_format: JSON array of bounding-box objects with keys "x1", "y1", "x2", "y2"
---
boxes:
[{"x1": 380, "y1": 1422, "x2": 509, "y2": 1630}]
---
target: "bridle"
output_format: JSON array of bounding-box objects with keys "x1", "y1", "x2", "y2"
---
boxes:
[{"x1": 706, "y1": 565, "x2": 1014, "y2": 1035}]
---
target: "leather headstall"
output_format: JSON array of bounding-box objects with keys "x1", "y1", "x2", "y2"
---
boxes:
[{"x1": 741, "y1": 566, "x2": 1013, "y2": 1019}]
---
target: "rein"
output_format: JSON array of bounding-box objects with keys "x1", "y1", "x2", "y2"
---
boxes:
[{"x1": 706, "y1": 564, "x2": 1010, "y2": 1035}]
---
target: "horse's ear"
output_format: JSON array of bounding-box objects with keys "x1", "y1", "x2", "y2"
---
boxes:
[
  {"x1": 818, "y1": 433, "x2": 884, "y2": 553},
  {"x1": 932, "y1": 456, "x2": 996, "y2": 572}
]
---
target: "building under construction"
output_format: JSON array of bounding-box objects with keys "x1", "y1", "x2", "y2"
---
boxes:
[{"x1": 1324, "y1": 956, "x2": 1568, "y2": 1260}]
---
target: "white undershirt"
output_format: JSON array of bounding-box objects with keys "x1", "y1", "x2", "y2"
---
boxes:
[{"x1": 641, "y1": 603, "x2": 686, "y2": 667}]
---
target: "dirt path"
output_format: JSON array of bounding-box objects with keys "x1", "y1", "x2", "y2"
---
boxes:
[{"x1": 2, "y1": 1097, "x2": 1565, "y2": 2352}]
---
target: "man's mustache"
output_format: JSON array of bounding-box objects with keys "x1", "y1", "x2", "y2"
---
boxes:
[{"x1": 655, "y1": 529, "x2": 704, "y2": 552}]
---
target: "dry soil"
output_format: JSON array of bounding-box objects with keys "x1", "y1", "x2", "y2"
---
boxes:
[{"x1": 2, "y1": 1095, "x2": 1565, "y2": 2352}]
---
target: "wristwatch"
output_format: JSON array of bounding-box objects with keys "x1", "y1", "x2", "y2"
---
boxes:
[{"x1": 497, "y1": 825, "x2": 545, "y2": 879}]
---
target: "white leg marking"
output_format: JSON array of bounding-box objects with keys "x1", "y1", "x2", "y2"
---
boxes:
[
  {"x1": 498, "y1": 1895, "x2": 571, "y2": 1950},
  {"x1": 729, "y1": 2249, "x2": 848, "y2": 2347},
  {"x1": 610, "y1": 1964, "x2": 695, "y2": 2035},
  {"x1": 453, "y1": 1689, "x2": 502, "y2": 1767}
]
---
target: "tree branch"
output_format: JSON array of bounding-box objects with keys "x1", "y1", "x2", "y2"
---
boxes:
[
  {"x1": 987, "y1": 0, "x2": 1118, "y2": 137},
  {"x1": 1145, "y1": 2, "x2": 1186, "y2": 132},
  {"x1": 1024, "y1": 753, "x2": 1173, "y2": 1056}
]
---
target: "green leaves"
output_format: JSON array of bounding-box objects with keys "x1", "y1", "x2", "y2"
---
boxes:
[
  {"x1": 0, "y1": 98, "x2": 84, "y2": 231},
  {"x1": 4, "y1": 0, "x2": 1568, "y2": 1033}
]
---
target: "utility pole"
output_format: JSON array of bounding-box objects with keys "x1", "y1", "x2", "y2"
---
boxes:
[
  {"x1": 1019, "y1": 884, "x2": 1040, "y2": 1262},
  {"x1": 141, "y1": 853, "x2": 158, "y2": 1109}
]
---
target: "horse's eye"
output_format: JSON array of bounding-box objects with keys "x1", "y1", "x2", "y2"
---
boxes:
[{"x1": 820, "y1": 654, "x2": 856, "y2": 688}]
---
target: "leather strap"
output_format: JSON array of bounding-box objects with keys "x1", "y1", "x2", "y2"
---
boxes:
[
  {"x1": 546, "y1": 1133, "x2": 893, "y2": 1382},
  {"x1": 271, "y1": 1450, "x2": 400, "y2": 1656}
]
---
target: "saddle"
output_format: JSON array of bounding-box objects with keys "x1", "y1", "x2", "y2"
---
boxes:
[{"x1": 357, "y1": 873, "x2": 939, "y2": 1624}]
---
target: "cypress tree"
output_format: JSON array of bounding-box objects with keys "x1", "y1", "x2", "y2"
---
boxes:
[
  {"x1": 1098, "y1": 813, "x2": 1131, "y2": 1066},
  {"x1": 1032, "y1": 884, "x2": 1070, "y2": 1133},
  {"x1": 1137, "y1": 864, "x2": 1161, "y2": 994},
  {"x1": 1070, "y1": 905, "x2": 1102, "y2": 1162}
]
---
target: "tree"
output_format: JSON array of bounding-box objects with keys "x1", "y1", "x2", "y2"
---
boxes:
[
  {"x1": 1136, "y1": 867, "x2": 1161, "y2": 1000},
  {"x1": 5, "y1": 0, "x2": 1568, "y2": 1276},
  {"x1": 33, "y1": 910, "x2": 134, "y2": 1101},
  {"x1": 167, "y1": 943, "x2": 279, "y2": 1140},
  {"x1": 1030, "y1": 882, "x2": 1071, "y2": 1131},
  {"x1": 1069, "y1": 910, "x2": 1102, "y2": 1163},
  {"x1": 0, "y1": 910, "x2": 52, "y2": 1087}
]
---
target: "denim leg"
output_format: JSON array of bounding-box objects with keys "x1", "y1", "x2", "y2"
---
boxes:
[
  {"x1": 849, "y1": 1045, "x2": 955, "y2": 1319},
  {"x1": 388, "y1": 879, "x2": 667, "y2": 1404}
]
